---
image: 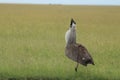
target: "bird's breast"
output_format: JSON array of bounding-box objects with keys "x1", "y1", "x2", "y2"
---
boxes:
[{"x1": 65, "y1": 29, "x2": 76, "y2": 44}]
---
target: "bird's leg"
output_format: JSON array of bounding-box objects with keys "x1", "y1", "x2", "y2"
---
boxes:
[
  {"x1": 75, "y1": 50, "x2": 79, "y2": 72},
  {"x1": 75, "y1": 62, "x2": 79, "y2": 72}
]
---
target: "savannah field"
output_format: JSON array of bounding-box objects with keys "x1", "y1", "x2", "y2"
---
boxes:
[{"x1": 0, "y1": 4, "x2": 120, "y2": 80}]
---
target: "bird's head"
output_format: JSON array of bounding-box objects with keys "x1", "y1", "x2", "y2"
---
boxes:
[{"x1": 70, "y1": 18, "x2": 76, "y2": 29}]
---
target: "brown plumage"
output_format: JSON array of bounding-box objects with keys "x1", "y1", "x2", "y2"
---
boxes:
[
  {"x1": 65, "y1": 19, "x2": 94, "y2": 72},
  {"x1": 65, "y1": 43, "x2": 94, "y2": 71}
]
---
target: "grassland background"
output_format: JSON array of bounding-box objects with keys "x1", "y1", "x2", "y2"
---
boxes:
[{"x1": 0, "y1": 4, "x2": 120, "y2": 80}]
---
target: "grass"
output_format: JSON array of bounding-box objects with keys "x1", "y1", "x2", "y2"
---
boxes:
[{"x1": 0, "y1": 4, "x2": 120, "y2": 80}]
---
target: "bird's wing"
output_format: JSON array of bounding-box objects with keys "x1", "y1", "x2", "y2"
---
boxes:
[
  {"x1": 65, "y1": 44, "x2": 82, "y2": 63},
  {"x1": 65, "y1": 43, "x2": 94, "y2": 66},
  {"x1": 77, "y1": 43, "x2": 94, "y2": 66}
]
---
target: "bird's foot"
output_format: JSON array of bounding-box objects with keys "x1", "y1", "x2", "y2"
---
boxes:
[{"x1": 75, "y1": 67, "x2": 77, "y2": 72}]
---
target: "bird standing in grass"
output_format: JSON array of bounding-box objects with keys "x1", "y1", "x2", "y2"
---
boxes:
[{"x1": 65, "y1": 18, "x2": 95, "y2": 72}]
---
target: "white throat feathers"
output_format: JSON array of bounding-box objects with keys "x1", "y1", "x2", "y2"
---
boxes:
[{"x1": 65, "y1": 19, "x2": 76, "y2": 45}]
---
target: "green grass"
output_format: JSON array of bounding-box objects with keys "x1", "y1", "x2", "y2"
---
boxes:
[{"x1": 0, "y1": 4, "x2": 120, "y2": 80}]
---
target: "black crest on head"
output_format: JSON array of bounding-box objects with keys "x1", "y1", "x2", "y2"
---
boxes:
[{"x1": 70, "y1": 18, "x2": 76, "y2": 27}]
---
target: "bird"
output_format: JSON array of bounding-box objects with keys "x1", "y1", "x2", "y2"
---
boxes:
[{"x1": 65, "y1": 18, "x2": 95, "y2": 72}]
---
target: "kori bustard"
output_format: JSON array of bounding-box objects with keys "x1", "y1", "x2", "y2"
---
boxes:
[{"x1": 65, "y1": 19, "x2": 94, "y2": 72}]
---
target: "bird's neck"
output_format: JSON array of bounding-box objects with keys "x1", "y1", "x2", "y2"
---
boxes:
[{"x1": 65, "y1": 28, "x2": 76, "y2": 45}]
